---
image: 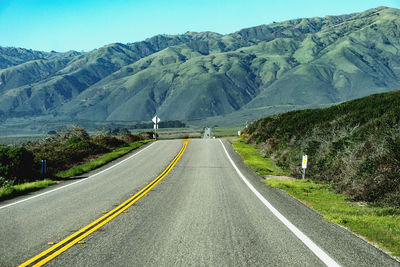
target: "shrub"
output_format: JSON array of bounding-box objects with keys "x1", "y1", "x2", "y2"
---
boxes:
[
  {"x1": 139, "y1": 132, "x2": 155, "y2": 139},
  {"x1": 244, "y1": 90, "x2": 400, "y2": 207},
  {"x1": 61, "y1": 137, "x2": 96, "y2": 162},
  {"x1": 92, "y1": 136, "x2": 127, "y2": 150},
  {"x1": 256, "y1": 135, "x2": 263, "y2": 144},
  {"x1": 0, "y1": 147, "x2": 35, "y2": 184},
  {"x1": 121, "y1": 133, "x2": 142, "y2": 143},
  {"x1": 26, "y1": 127, "x2": 112, "y2": 176},
  {"x1": 0, "y1": 176, "x2": 13, "y2": 187}
]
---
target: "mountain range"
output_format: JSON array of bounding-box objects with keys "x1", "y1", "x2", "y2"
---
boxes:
[{"x1": 1, "y1": 6, "x2": 400, "y2": 131}]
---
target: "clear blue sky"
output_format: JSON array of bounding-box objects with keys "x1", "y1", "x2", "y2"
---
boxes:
[{"x1": 0, "y1": 0, "x2": 399, "y2": 52}]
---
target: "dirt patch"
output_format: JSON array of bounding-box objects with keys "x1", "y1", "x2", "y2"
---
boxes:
[{"x1": 264, "y1": 175, "x2": 295, "y2": 180}]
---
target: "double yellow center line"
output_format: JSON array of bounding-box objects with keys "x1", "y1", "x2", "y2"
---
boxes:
[{"x1": 20, "y1": 139, "x2": 190, "y2": 267}]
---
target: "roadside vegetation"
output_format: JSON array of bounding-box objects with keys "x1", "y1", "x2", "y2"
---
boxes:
[
  {"x1": 55, "y1": 139, "x2": 152, "y2": 178},
  {"x1": 232, "y1": 138, "x2": 400, "y2": 258},
  {"x1": 0, "y1": 126, "x2": 153, "y2": 200},
  {"x1": 233, "y1": 90, "x2": 400, "y2": 258},
  {"x1": 233, "y1": 137, "x2": 288, "y2": 176},
  {"x1": 245, "y1": 90, "x2": 400, "y2": 208},
  {"x1": 0, "y1": 180, "x2": 56, "y2": 201},
  {"x1": 265, "y1": 179, "x2": 400, "y2": 257}
]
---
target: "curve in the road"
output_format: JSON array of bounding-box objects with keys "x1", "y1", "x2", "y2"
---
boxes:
[
  {"x1": 0, "y1": 142, "x2": 156, "y2": 211},
  {"x1": 19, "y1": 139, "x2": 189, "y2": 267}
]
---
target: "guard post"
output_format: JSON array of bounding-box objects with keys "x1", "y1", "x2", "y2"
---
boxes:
[
  {"x1": 302, "y1": 155, "x2": 308, "y2": 179},
  {"x1": 41, "y1": 159, "x2": 47, "y2": 178}
]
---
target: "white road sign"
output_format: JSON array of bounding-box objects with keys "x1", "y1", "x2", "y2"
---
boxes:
[
  {"x1": 302, "y1": 155, "x2": 308, "y2": 169},
  {"x1": 152, "y1": 115, "x2": 160, "y2": 124}
]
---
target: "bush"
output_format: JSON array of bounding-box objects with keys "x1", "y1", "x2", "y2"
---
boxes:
[
  {"x1": 0, "y1": 176, "x2": 13, "y2": 187},
  {"x1": 121, "y1": 133, "x2": 142, "y2": 143},
  {"x1": 26, "y1": 127, "x2": 113, "y2": 176},
  {"x1": 244, "y1": 90, "x2": 400, "y2": 207},
  {"x1": 61, "y1": 137, "x2": 99, "y2": 162},
  {"x1": 2, "y1": 126, "x2": 146, "y2": 183},
  {"x1": 139, "y1": 132, "x2": 155, "y2": 139},
  {"x1": 92, "y1": 136, "x2": 127, "y2": 150},
  {"x1": 0, "y1": 147, "x2": 35, "y2": 184}
]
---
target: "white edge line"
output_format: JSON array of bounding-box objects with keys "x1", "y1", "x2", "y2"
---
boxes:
[
  {"x1": 218, "y1": 139, "x2": 340, "y2": 267},
  {"x1": 0, "y1": 142, "x2": 156, "y2": 210}
]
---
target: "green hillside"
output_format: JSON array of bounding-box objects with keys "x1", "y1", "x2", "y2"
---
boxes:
[
  {"x1": 244, "y1": 90, "x2": 400, "y2": 207},
  {"x1": 1, "y1": 6, "x2": 400, "y2": 129},
  {"x1": 0, "y1": 47, "x2": 79, "y2": 69},
  {"x1": 0, "y1": 33, "x2": 224, "y2": 120}
]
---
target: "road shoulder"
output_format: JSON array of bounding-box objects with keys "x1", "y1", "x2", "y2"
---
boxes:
[{"x1": 220, "y1": 138, "x2": 400, "y2": 266}]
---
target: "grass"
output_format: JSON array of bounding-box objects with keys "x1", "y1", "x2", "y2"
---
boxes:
[
  {"x1": 232, "y1": 137, "x2": 400, "y2": 258},
  {"x1": 265, "y1": 179, "x2": 400, "y2": 257},
  {"x1": 233, "y1": 137, "x2": 289, "y2": 176},
  {"x1": 0, "y1": 180, "x2": 57, "y2": 201},
  {"x1": 55, "y1": 140, "x2": 152, "y2": 178},
  {"x1": 213, "y1": 126, "x2": 243, "y2": 138}
]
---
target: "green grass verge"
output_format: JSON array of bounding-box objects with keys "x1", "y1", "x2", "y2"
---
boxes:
[
  {"x1": 232, "y1": 137, "x2": 289, "y2": 176},
  {"x1": 233, "y1": 137, "x2": 400, "y2": 257},
  {"x1": 265, "y1": 179, "x2": 400, "y2": 257},
  {"x1": 55, "y1": 140, "x2": 152, "y2": 178},
  {"x1": 0, "y1": 180, "x2": 57, "y2": 201}
]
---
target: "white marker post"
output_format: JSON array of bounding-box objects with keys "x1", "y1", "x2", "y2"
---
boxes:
[
  {"x1": 152, "y1": 115, "x2": 160, "y2": 140},
  {"x1": 302, "y1": 155, "x2": 308, "y2": 179}
]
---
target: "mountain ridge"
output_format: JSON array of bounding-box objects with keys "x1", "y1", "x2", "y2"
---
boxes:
[{"x1": 1, "y1": 6, "x2": 400, "y2": 129}]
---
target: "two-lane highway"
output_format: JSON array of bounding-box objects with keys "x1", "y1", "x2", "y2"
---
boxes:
[
  {"x1": 1, "y1": 139, "x2": 399, "y2": 266},
  {"x1": 0, "y1": 140, "x2": 183, "y2": 266}
]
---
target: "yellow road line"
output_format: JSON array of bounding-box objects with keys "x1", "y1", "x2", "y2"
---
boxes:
[{"x1": 19, "y1": 139, "x2": 190, "y2": 267}]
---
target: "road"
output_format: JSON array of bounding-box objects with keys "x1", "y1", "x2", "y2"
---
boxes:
[{"x1": 1, "y1": 139, "x2": 399, "y2": 266}]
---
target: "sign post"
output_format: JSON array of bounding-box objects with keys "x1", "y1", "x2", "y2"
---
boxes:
[
  {"x1": 152, "y1": 115, "x2": 160, "y2": 140},
  {"x1": 302, "y1": 155, "x2": 308, "y2": 179},
  {"x1": 41, "y1": 159, "x2": 47, "y2": 178}
]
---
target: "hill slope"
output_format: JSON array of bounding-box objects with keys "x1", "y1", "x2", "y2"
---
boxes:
[
  {"x1": 245, "y1": 90, "x2": 400, "y2": 206},
  {"x1": 0, "y1": 47, "x2": 80, "y2": 69},
  {"x1": 1, "y1": 6, "x2": 400, "y2": 126}
]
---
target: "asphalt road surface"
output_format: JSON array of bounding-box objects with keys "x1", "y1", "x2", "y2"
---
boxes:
[{"x1": 1, "y1": 139, "x2": 399, "y2": 266}]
